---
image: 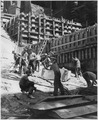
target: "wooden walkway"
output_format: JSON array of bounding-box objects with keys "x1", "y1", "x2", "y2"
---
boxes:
[{"x1": 16, "y1": 94, "x2": 97, "y2": 119}]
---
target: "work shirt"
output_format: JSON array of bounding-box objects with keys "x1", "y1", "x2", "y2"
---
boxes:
[
  {"x1": 74, "y1": 58, "x2": 81, "y2": 68},
  {"x1": 29, "y1": 52, "x2": 36, "y2": 60},
  {"x1": 23, "y1": 52, "x2": 28, "y2": 60},
  {"x1": 51, "y1": 62, "x2": 60, "y2": 73},
  {"x1": 36, "y1": 54, "x2": 41, "y2": 61},
  {"x1": 19, "y1": 75, "x2": 29, "y2": 86}
]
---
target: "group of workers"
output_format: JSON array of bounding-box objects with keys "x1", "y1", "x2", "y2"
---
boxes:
[
  {"x1": 72, "y1": 56, "x2": 97, "y2": 87},
  {"x1": 12, "y1": 48, "x2": 40, "y2": 75},
  {"x1": 12, "y1": 49, "x2": 97, "y2": 98}
]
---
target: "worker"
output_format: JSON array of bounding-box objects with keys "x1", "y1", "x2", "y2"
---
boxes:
[
  {"x1": 28, "y1": 51, "x2": 37, "y2": 74},
  {"x1": 19, "y1": 54, "x2": 27, "y2": 75},
  {"x1": 35, "y1": 54, "x2": 41, "y2": 72},
  {"x1": 22, "y1": 51, "x2": 29, "y2": 74},
  {"x1": 12, "y1": 51, "x2": 17, "y2": 62},
  {"x1": 19, "y1": 70, "x2": 36, "y2": 99},
  {"x1": 72, "y1": 57, "x2": 82, "y2": 79},
  {"x1": 12, "y1": 51, "x2": 19, "y2": 67},
  {"x1": 83, "y1": 71, "x2": 97, "y2": 87},
  {"x1": 49, "y1": 57, "x2": 65, "y2": 96},
  {"x1": 12, "y1": 51, "x2": 20, "y2": 73}
]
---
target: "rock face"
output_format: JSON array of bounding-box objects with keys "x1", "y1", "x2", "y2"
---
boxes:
[
  {"x1": 1, "y1": 27, "x2": 15, "y2": 65},
  {"x1": 31, "y1": 4, "x2": 44, "y2": 16},
  {"x1": 20, "y1": 1, "x2": 44, "y2": 15}
]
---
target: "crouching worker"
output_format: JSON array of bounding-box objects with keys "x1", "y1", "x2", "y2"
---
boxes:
[
  {"x1": 19, "y1": 70, "x2": 36, "y2": 99},
  {"x1": 83, "y1": 71, "x2": 97, "y2": 87}
]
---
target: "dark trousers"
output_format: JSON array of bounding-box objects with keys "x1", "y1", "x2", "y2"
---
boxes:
[
  {"x1": 19, "y1": 59, "x2": 26, "y2": 75},
  {"x1": 75, "y1": 67, "x2": 82, "y2": 78},
  {"x1": 29, "y1": 60, "x2": 36, "y2": 73},
  {"x1": 54, "y1": 72, "x2": 65, "y2": 96}
]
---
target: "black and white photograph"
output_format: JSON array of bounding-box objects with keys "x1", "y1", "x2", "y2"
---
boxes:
[{"x1": 1, "y1": 0, "x2": 97, "y2": 119}]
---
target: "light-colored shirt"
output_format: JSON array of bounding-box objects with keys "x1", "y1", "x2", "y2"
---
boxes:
[
  {"x1": 74, "y1": 58, "x2": 81, "y2": 68},
  {"x1": 23, "y1": 52, "x2": 28, "y2": 60},
  {"x1": 29, "y1": 52, "x2": 36, "y2": 60},
  {"x1": 36, "y1": 54, "x2": 41, "y2": 61}
]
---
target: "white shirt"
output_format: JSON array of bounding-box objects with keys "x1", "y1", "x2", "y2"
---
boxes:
[
  {"x1": 29, "y1": 52, "x2": 36, "y2": 60},
  {"x1": 23, "y1": 52, "x2": 28, "y2": 60}
]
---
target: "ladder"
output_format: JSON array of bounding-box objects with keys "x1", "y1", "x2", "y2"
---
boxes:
[{"x1": 38, "y1": 38, "x2": 48, "y2": 55}]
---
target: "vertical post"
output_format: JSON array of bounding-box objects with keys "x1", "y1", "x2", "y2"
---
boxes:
[
  {"x1": 53, "y1": 18, "x2": 55, "y2": 37},
  {"x1": 17, "y1": 3, "x2": 21, "y2": 47},
  {"x1": 50, "y1": 1, "x2": 52, "y2": 17},
  {"x1": 43, "y1": 14, "x2": 46, "y2": 41},
  {"x1": 28, "y1": 12, "x2": 31, "y2": 44},
  {"x1": 39, "y1": 15, "x2": 41, "y2": 43},
  {"x1": 18, "y1": 15, "x2": 20, "y2": 46},
  {"x1": 61, "y1": 16, "x2": 64, "y2": 36},
  {"x1": 28, "y1": 11, "x2": 32, "y2": 44}
]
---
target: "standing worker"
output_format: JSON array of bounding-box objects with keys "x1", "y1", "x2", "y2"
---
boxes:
[
  {"x1": 49, "y1": 57, "x2": 65, "y2": 96},
  {"x1": 21, "y1": 51, "x2": 29, "y2": 74},
  {"x1": 28, "y1": 51, "x2": 37, "y2": 74},
  {"x1": 72, "y1": 57, "x2": 82, "y2": 79},
  {"x1": 42, "y1": 55, "x2": 71, "y2": 96},
  {"x1": 83, "y1": 71, "x2": 97, "y2": 87},
  {"x1": 12, "y1": 51, "x2": 18, "y2": 63}
]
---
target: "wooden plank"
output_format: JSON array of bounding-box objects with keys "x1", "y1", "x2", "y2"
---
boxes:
[
  {"x1": 35, "y1": 95, "x2": 97, "y2": 104},
  {"x1": 1, "y1": 113, "x2": 29, "y2": 117},
  {"x1": 32, "y1": 97, "x2": 96, "y2": 110},
  {"x1": 15, "y1": 96, "x2": 87, "y2": 111},
  {"x1": 35, "y1": 95, "x2": 83, "y2": 105},
  {"x1": 53, "y1": 104, "x2": 97, "y2": 119},
  {"x1": 15, "y1": 95, "x2": 97, "y2": 119},
  {"x1": 1, "y1": 16, "x2": 11, "y2": 20},
  {"x1": 15, "y1": 94, "x2": 97, "y2": 112},
  {"x1": 71, "y1": 112, "x2": 97, "y2": 119},
  {"x1": 51, "y1": 35, "x2": 97, "y2": 49},
  {"x1": 40, "y1": 95, "x2": 83, "y2": 102}
]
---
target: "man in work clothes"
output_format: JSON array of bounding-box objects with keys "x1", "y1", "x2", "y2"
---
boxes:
[
  {"x1": 72, "y1": 57, "x2": 82, "y2": 79},
  {"x1": 83, "y1": 71, "x2": 97, "y2": 87},
  {"x1": 19, "y1": 70, "x2": 36, "y2": 99},
  {"x1": 12, "y1": 51, "x2": 19, "y2": 68},
  {"x1": 21, "y1": 51, "x2": 29, "y2": 74},
  {"x1": 12, "y1": 51, "x2": 17, "y2": 62},
  {"x1": 49, "y1": 57, "x2": 65, "y2": 96},
  {"x1": 28, "y1": 51, "x2": 37, "y2": 74}
]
